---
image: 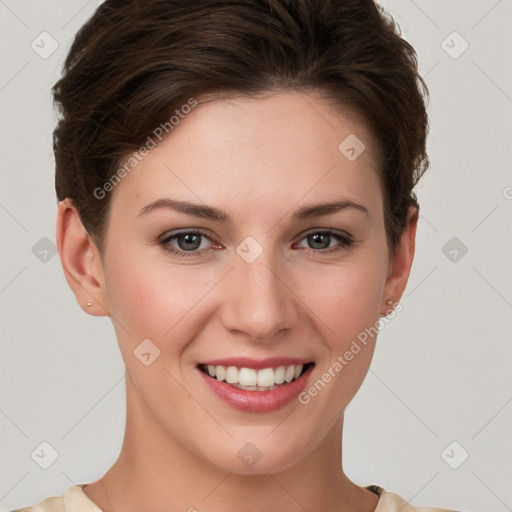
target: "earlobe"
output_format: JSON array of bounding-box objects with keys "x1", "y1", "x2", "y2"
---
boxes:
[
  {"x1": 56, "y1": 198, "x2": 110, "y2": 316},
  {"x1": 381, "y1": 207, "x2": 418, "y2": 312}
]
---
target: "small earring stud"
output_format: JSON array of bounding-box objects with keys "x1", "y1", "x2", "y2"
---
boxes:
[
  {"x1": 85, "y1": 301, "x2": 93, "y2": 307},
  {"x1": 380, "y1": 299, "x2": 395, "y2": 317}
]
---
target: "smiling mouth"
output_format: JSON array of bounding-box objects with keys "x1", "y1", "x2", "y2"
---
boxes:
[{"x1": 198, "y1": 362, "x2": 315, "y2": 391}]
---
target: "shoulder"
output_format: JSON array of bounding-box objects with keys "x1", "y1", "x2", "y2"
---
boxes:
[
  {"x1": 368, "y1": 485, "x2": 462, "y2": 512},
  {"x1": 10, "y1": 495, "x2": 66, "y2": 512},
  {"x1": 9, "y1": 485, "x2": 102, "y2": 512}
]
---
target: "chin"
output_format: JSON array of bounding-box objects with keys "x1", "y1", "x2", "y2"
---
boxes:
[{"x1": 194, "y1": 432, "x2": 313, "y2": 475}]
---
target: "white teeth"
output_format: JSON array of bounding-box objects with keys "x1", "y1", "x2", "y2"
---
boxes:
[
  {"x1": 203, "y1": 363, "x2": 308, "y2": 389},
  {"x1": 239, "y1": 367, "x2": 257, "y2": 386},
  {"x1": 284, "y1": 365, "x2": 295, "y2": 383},
  {"x1": 257, "y1": 368, "x2": 275, "y2": 387},
  {"x1": 215, "y1": 365, "x2": 226, "y2": 382},
  {"x1": 231, "y1": 383, "x2": 279, "y2": 391},
  {"x1": 225, "y1": 366, "x2": 238, "y2": 384},
  {"x1": 274, "y1": 366, "x2": 285, "y2": 384}
]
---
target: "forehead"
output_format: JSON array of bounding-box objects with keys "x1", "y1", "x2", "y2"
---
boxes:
[{"x1": 109, "y1": 90, "x2": 383, "y2": 220}]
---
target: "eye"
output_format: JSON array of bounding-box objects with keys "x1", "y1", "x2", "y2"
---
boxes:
[
  {"x1": 159, "y1": 230, "x2": 216, "y2": 259},
  {"x1": 158, "y1": 229, "x2": 354, "y2": 260},
  {"x1": 295, "y1": 230, "x2": 353, "y2": 255}
]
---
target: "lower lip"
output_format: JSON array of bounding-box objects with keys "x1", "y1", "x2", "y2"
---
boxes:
[{"x1": 197, "y1": 365, "x2": 314, "y2": 412}]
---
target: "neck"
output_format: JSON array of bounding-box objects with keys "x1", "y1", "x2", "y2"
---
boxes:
[{"x1": 83, "y1": 376, "x2": 378, "y2": 512}]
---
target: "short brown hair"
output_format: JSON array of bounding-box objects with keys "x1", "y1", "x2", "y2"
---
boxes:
[{"x1": 53, "y1": 0, "x2": 430, "y2": 254}]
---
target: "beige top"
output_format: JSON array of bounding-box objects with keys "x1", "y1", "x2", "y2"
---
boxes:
[{"x1": 11, "y1": 484, "x2": 461, "y2": 512}]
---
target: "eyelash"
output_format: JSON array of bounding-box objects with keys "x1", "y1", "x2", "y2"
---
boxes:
[{"x1": 158, "y1": 229, "x2": 354, "y2": 259}]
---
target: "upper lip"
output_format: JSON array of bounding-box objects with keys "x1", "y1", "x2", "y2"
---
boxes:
[{"x1": 198, "y1": 356, "x2": 314, "y2": 370}]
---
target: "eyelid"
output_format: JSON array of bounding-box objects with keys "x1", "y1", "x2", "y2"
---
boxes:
[
  {"x1": 158, "y1": 227, "x2": 214, "y2": 242},
  {"x1": 158, "y1": 227, "x2": 354, "y2": 259},
  {"x1": 296, "y1": 227, "x2": 353, "y2": 242},
  {"x1": 159, "y1": 227, "x2": 352, "y2": 245},
  {"x1": 158, "y1": 228, "x2": 216, "y2": 248},
  {"x1": 158, "y1": 228, "x2": 220, "y2": 258}
]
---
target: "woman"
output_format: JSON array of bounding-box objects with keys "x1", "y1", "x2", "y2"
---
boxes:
[{"x1": 13, "y1": 0, "x2": 461, "y2": 510}]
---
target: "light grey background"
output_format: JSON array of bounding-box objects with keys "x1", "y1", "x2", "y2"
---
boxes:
[{"x1": 1, "y1": 1, "x2": 511, "y2": 511}]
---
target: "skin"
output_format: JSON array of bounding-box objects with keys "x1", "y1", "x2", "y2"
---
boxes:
[{"x1": 56, "y1": 90, "x2": 417, "y2": 512}]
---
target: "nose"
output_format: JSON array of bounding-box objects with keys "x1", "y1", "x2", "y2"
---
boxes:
[{"x1": 220, "y1": 245, "x2": 298, "y2": 343}]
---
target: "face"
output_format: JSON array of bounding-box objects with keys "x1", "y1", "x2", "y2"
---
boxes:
[{"x1": 81, "y1": 91, "x2": 397, "y2": 473}]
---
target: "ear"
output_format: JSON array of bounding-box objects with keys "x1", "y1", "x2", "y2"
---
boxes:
[
  {"x1": 381, "y1": 207, "x2": 418, "y2": 314},
  {"x1": 56, "y1": 198, "x2": 110, "y2": 316}
]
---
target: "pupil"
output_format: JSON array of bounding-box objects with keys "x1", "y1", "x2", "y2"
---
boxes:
[
  {"x1": 310, "y1": 233, "x2": 329, "y2": 249},
  {"x1": 180, "y1": 233, "x2": 200, "y2": 250}
]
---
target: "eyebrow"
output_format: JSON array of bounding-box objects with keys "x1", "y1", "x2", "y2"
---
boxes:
[{"x1": 137, "y1": 198, "x2": 369, "y2": 223}]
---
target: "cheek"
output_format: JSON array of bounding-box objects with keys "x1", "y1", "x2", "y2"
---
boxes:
[
  {"x1": 298, "y1": 253, "x2": 387, "y2": 402},
  {"x1": 103, "y1": 252, "x2": 216, "y2": 355},
  {"x1": 304, "y1": 257, "x2": 387, "y2": 342}
]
